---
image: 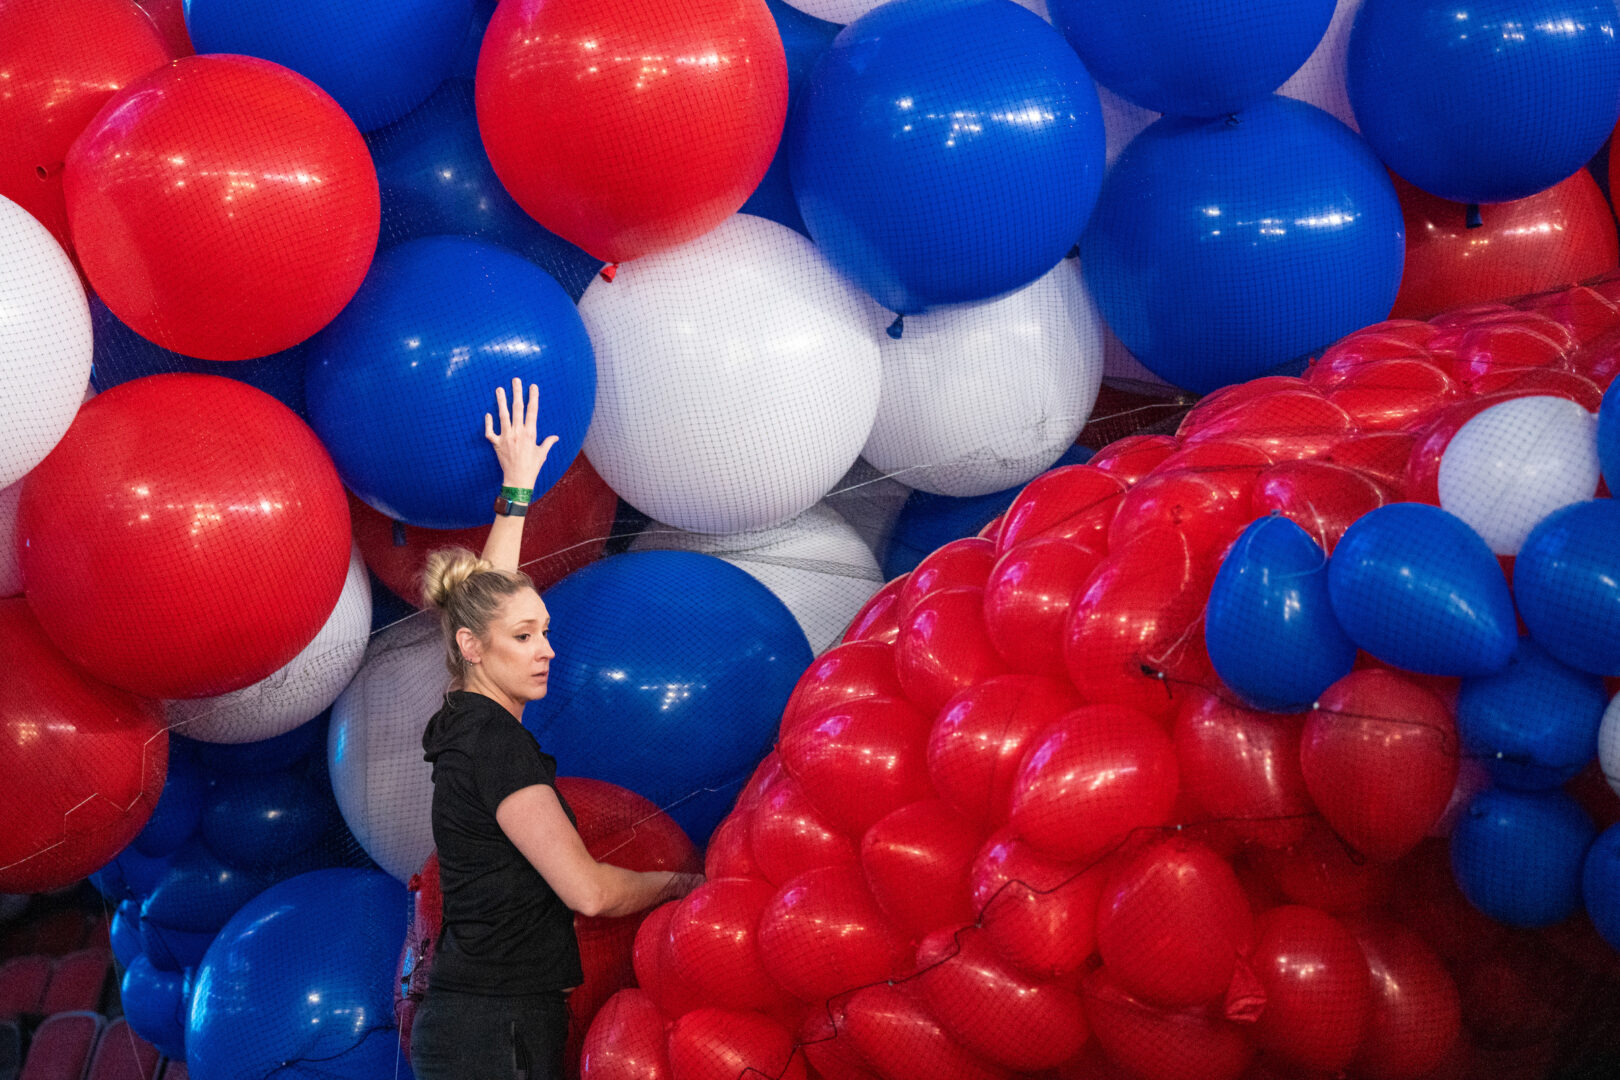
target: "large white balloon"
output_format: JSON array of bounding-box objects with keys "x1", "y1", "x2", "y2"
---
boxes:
[
  {"x1": 0, "y1": 196, "x2": 93, "y2": 487},
  {"x1": 862, "y1": 260, "x2": 1105, "y2": 497},
  {"x1": 630, "y1": 502, "x2": 883, "y2": 655},
  {"x1": 166, "y1": 545, "x2": 372, "y2": 743},
  {"x1": 328, "y1": 613, "x2": 446, "y2": 883},
  {"x1": 784, "y1": 0, "x2": 1047, "y2": 26},
  {"x1": 1600, "y1": 692, "x2": 1620, "y2": 800},
  {"x1": 581, "y1": 214, "x2": 883, "y2": 534},
  {"x1": 0, "y1": 481, "x2": 20, "y2": 597},
  {"x1": 1278, "y1": 0, "x2": 1363, "y2": 130},
  {"x1": 1438, "y1": 396, "x2": 1602, "y2": 555}
]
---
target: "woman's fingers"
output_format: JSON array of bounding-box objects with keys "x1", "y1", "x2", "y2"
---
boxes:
[
  {"x1": 485, "y1": 412, "x2": 498, "y2": 445},
  {"x1": 495, "y1": 384, "x2": 512, "y2": 434},
  {"x1": 526, "y1": 382, "x2": 540, "y2": 432}
]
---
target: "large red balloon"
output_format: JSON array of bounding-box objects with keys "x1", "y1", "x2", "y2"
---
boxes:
[
  {"x1": 475, "y1": 0, "x2": 788, "y2": 264},
  {"x1": 926, "y1": 674, "x2": 1080, "y2": 824},
  {"x1": 983, "y1": 538, "x2": 1105, "y2": 677},
  {"x1": 778, "y1": 697, "x2": 934, "y2": 837},
  {"x1": 1345, "y1": 917, "x2": 1464, "y2": 1080},
  {"x1": 969, "y1": 827, "x2": 1105, "y2": 980},
  {"x1": 1179, "y1": 388, "x2": 1354, "y2": 463},
  {"x1": 0, "y1": 598, "x2": 166, "y2": 892},
  {"x1": 755, "y1": 864, "x2": 909, "y2": 1004},
  {"x1": 133, "y1": 0, "x2": 194, "y2": 57},
  {"x1": 63, "y1": 55, "x2": 379, "y2": 361},
  {"x1": 1173, "y1": 690, "x2": 1315, "y2": 849},
  {"x1": 844, "y1": 982, "x2": 1008, "y2": 1080},
  {"x1": 749, "y1": 774, "x2": 857, "y2": 887},
  {"x1": 666, "y1": 1007, "x2": 806, "y2": 1080},
  {"x1": 860, "y1": 800, "x2": 982, "y2": 940},
  {"x1": 18, "y1": 376, "x2": 350, "y2": 699},
  {"x1": 894, "y1": 586, "x2": 1009, "y2": 712},
  {"x1": 1249, "y1": 905, "x2": 1371, "y2": 1072},
  {"x1": 1080, "y1": 967, "x2": 1255, "y2": 1080},
  {"x1": 0, "y1": 0, "x2": 171, "y2": 254},
  {"x1": 1390, "y1": 172, "x2": 1619, "y2": 321},
  {"x1": 581, "y1": 990, "x2": 672, "y2": 1080}
]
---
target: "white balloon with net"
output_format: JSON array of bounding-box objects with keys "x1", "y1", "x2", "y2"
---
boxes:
[
  {"x1": 823, "y1": 457, "x2": 914, "y2": 565},
  {"x1": 1599, "y1": 693, "x2": 1620, "y2": 800},
  {"x1": 165, "y1": 544, "x2": 373, "y2": 743},
  {"x1": 785, "y1": 0, "x2": 1049, "y2": 26}
]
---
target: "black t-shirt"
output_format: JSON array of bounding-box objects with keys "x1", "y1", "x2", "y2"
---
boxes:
[{"x1": 420, "y1": 690, "x2": 583, "y2": 996}]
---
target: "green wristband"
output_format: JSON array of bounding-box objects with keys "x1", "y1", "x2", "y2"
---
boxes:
[{"x1": 500, "y1": 485, "x2": 533, "y2": 504}]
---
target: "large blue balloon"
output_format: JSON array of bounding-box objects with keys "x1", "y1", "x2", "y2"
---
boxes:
[
  {"x1": 1327, "y1": 502, "x2": 1517, "y2": 677},
  {"x1": 1046, "y1": 0, "x2": 1337, "y2": 117},
  {"x1": 1514, "y1": 499, "x2": 1620, "y2": 677},
  {"x1": 184, "y1": 0, "x2": 473, "y2": 131},
  {"x1": 1347, "y1": 0, "x2": 1620, "y2": 204},
  {"x1": 180, "y1": 713, "x2": 330, "y2": 777},
  {"x1": 139, "y1": 919, "x2": 218, "y2": 974},
  {"x1": 524, "y1": 551, "x2": 813, "y2": 844},
  {"x1": 789, "y1": 0, "x2": 1105, "y2": 314},
  {"x1": 740, "y1": 0, "x2": 842, "y2": 235},
  {"x1": 1600, "y1": 379, "x2": 1619, "y2": 493},
  {"x1": 306, "y1": 236, "x2": 596, "y2": 529},
  {"x1": 200, "y1": 769, "x2": 337, "y2": 871},
  {"x1": 90, "y1": 845, "x2": 168, "y2": 904},
  {"x1": 1081, "y1": 95, "x2": 1405, "y2": 394},
  {"x1": 141, "y1": 839, "x2": 269, "y2": 935},
  {"x1": 365, "y1": 80, "x2": 602, "y2": 300},
  {"x1": 1450, "y1": 788, "x2": 1596, "y2": 928},
  {"x1": 121, "y1": 954, "x2": 190, "y2": 1061},
  {"x1": 1205, "y1": 514, "x2": 1357, "y2": 713},
  {"x1": 131, "y1": 741, "x2": 206, "y2": 859},
  {"x1": 1585, "y1": 824, "x2": 1620, "y2": 951},
  {"x1": 1456, "y1": 637, "x2": 1608, "y2": 790},
  {"x1": 188, "y1": 869, "x2": 409, "y2": 1080}
]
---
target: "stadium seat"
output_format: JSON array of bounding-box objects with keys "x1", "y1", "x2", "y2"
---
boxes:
[
  {"x1": 84, "y1": 1018, "x2": 161, "y2": 1080},
  {"x1": 0, "y1": 1019, "x2": 21, "y2": 1080},
  {"x1": 39, "y1": 951, "x2": 110, "y2": 1016},
  {"x1": 19, "y1": 1012, "x2": 102, "y2": 1080},
  {"x1": 157, "y1": 1062, "x2": 185, "y2": 1080},
  {"x1": 0, "y1": 958, "x2": 51, "y2": 1020}
]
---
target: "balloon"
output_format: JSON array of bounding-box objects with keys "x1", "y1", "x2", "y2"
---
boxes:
[
  {"x1": 926, "y1": 675, "x2": 1080, "y2": 823},
  {"x1": 0, "y1": 195, "x2": 93, "y2": 487},
  {"x1": 1514, "y1": 498, "x2": 1620, "y2": 676},
  {"x1": 140, "y1": 839, "x2": 270, "y2": 935},
  {"x1": 665, "y1": 879, "x2": 789, "y2": 1013},
  {"x1": 969, "y1": 827, "x2": 1104, "y2": 980},
  {"x1": 17, "y1": 375, "x2": 351, "y2": 699},
  {"x1": 1602, "y1": 694, "x2": 1620, "y2": 802},
  {"x1": 1046, "y1": 0, "x2": 1336, "y2": 116},
  {"x1": 983, "y1": 538, "x2": 1105, "y2": 677},
  {"x1": 1173, "y1": 690, "x2": 1315, "y2": 849},
  {"x1": 842, "y1": 576, "x2": 907, "y2": 646},
  {"x1": 0, "y1": 482, "x2": 19, "y2": 598},
  {"x1": 1249, "y1": 905, "x2": 1370, "y2": 1072},
  {"x1": 185, "y1": 714, "x2": 329, "y2": 777},
  {"x1": 749, "y1": 775, "x2": 856, "y2": 887},
  {"x1": 898, "y1": 539, "x2": 997, "y2": 619},
  {"x1": 1081, "y1": 96, "x2": 1404, "y2": 394},
  {"x1": 756, "y1": 864, "x2": 909, "y2": 1002},
  {"x1": 580, "y1": 990, "x2": 672, "y2": 1080},
  {"x1": 788, "y1": 0, "x2": 1105, "y2": 314},
  {"x1": 1601, "y1": 378, "x2": 1619, "y2": 488},
  {"x1": 795, "y1": 1000, "x2": 880, "y2": 1080},
  {"x1": 740, "y1": 0, "x2": 842, "y2": 236},
  {"x1": 579, "y1": 215, "x2": 882, "y2": 534},
  {"x1": 187, "y1": 869, "x2": 410, "y2": 1080},
  {"x1": 120, "y1": 954, "x2": 189, "y2": 1060},
  {"x1": 861, "y1": 262, "x2": 1105, "y2": 497},
  {"x1": 183, "y1": 0, "x2": 472, "y2": 131},
  {"x1": 895, "y1": 587, "x2": 1009, "y2": 713},
  {"x1": 780, "y1": 642, "x2": 903, "y2": 741},
  {"x1": 1206, "y1": 514, "x2": 1358, "y2": 712},
  {"x1": 778, "y1": 697, "x2": 934, "y2": 837},
  {"x1": 128, "y1": 741, "x2": 202, "y2": 860},
  {"x1": 860, "y1": 800, "x2": 982, "y2": 938},
  {"x1": 1456, "y1": 637, "x2": 1607, "y2": 790},
  {"x1": 1250, "y1": 459, "x2": 1391, "y2": 554},
  {"x1": 843, "y1": 982, "x2": 1007, "y2": 1080},
  {"x1": 1347, "y1": 0, "x2": 1620, "y2": 204},
  {"x1": 1326, "y1": 502, "x2": 1517, "y2": 676},
  {"x1": 1277, "y1": 0, "x2": 1364, "y2": 129},
  {"x1": 63, "y1": 54, "x2": 379, "y2": 362},
  {"x1": 1450, "y1": 787, "x2": 1596, "y2": 927},
  {"x1": 1390, "y1": 172, "x2": 1620, "y2": 320},
  {"x1": 475, "y1": 0, "x2": 787, "y2": 264},
  {"x1": 110, "y1": 900, "x2": 143, "y2": 969},
  {"x1": 0, "y1": 599, "x2": 167, "y2": 893},
  {"x1": 0, "y1": 0, "x2": 171, "y2": 254},
  {"x1": 1318, "y1": 357, "x2": 1461, "y2": 435},
  {"x1": 525, "y1": 551, "x2": 813, "y2": 844},
  {"x1": 1327, "y1": 431, "x2": 1419, "y2": 494},
  {"x1": 1250, "y1": 823, "x2": 1397, "y2": 914},
  {"x1": 1584, "y1": 824, "x2": 1620, "y2": 950},
  {"x1": 997, "y1": 463, "x2": 1125, "y2": 553},
  {"x1": 136, "y1": 0, "x2": 193, "y2": 55},
  {"x1": 1080, "y1": 967, "x2": 1255, "y2": 1080},
  {"x1": 1346, "y1": 917, "x2": 1463, "y2": 1080}
]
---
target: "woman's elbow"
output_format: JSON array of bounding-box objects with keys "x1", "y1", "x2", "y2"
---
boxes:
[{"x1": 566, "y1": 888, "x2": 608, "y2": 919}]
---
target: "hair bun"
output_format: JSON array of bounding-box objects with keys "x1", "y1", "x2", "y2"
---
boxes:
[{"x1": 421, "y1": 547, "x2": 494, "y2": 611}]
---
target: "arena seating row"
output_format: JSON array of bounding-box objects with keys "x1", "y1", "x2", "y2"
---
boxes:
[
  {"x1": 2, "y1": 1013, "x2": 173, "y2": 1080},
  {"x1": 0, "y1": 952, "x2": 113, "y2": 1020}
]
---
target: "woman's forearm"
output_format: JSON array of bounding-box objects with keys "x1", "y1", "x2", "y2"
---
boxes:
[
  {"x1": 589, "y1": 865, "x2": 701, "y2": 919},
  {"x1": 481, "y1": 509, "x2": 526, "y2": 574}
]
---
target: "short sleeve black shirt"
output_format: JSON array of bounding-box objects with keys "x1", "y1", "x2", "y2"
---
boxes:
[{"x1": 421, "y1": 690, "x2": 583, "y2": 996}]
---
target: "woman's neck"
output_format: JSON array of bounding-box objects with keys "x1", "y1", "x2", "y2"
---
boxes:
[{"x1": 459, "y1": 672, "x2": 525, "y2": 720}]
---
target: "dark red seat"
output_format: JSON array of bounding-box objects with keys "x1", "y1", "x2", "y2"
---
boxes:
[
  {"x1": 39, "y1": 951, "x2": 110, "y2": 1016},
  {"x1": 157, "y1": 1062, "x2": 185, "y2": 1080},
  {"x1": 84, "y1": 1018, "x2": 161, "y2": 1080},
  {"x1": 19, "y1": 1011, "x2": 102, "y2": 1080},
  {"x1": 0, "y1": 958, "x2": 51, "y2": 1020}
]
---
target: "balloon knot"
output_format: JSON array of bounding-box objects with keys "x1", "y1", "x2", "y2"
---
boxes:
[
  {"x1": 599, "y1": 263, "x2": 619, "y2": 282},
  {"x1": 1065, "y1": 244, "x2": 1080, "y2": 260},
  {"x1": 407, "y1": 874, "x2": 421, "y2": 892},
  {"x1": 886, "y1": 314, "x2": 905, "y2": 340},
  {"x1": 1465, "y1": 204, "x2": 1483, "y2": 229},
  {"x1": 392, "y1": 520, "x2": 409, "y2": 547},
  {"x1": 1224, "y1": 113, "x2": 1241, "y2": 126}
]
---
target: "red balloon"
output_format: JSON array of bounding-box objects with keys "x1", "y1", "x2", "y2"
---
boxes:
[
  {"x1": 969, "y1": 827, "x2": 1105, "y2": 980},
  {"x1": 0, "y1": 598, "x2": 166, "y2": 892},
  {"x1": 1345, "y1": 918, "x2": 1463, "y2": 1080},
  {"x1": 634, "y1": 902, "x2": 704, "y2": 1020},
  {"x1": 899, "y1": 538, "x2": 997, "y2": 620},
  {"x1": 1386, "y1": 840, "x2": 1506, "y2": 967},
  {"x1": 666, "y1": 1007, "x2": 805, "y2": 1080},
  {"x1": 703, "y1": 810, "x2": 759, "y2": 880},
  {"x1": 1307, "y1": 324, "x2": 1439, "y2": 389},
  {"x1": 1303, "y1": 670, "x2": 1458, "y2": 863},
  {"x1": 1249, "y1": 459, "x2": 1390, "y2": 555},
  {"x1": 736, "y1": 752, "x2": 786, "y2": 813},
  {"x1": 1107, "y1": 466, "x2": 1262, "y2": 567},
  {"x1": 581, "y1": 990, "x2": 672, "y2": 1080},
  {"x1": 778, "y1": 696, "x2": 934, "y2": 837},
  {"x1": 1180, "y1": 390, "x2": 1356, "y2": 463},
  {"x1": 476, "y1": 0, "x2": 787, "y2": 264},
  {"x1": 1403, "y1": 392, "x2": 1531, "y2": 505},
  {"x1": 844, "y1": 982, "x2": 1009, "y2": 1080},
  {"x1": 1448, "y1": 319, "x2": 1574, "y2": 389},
  {"x1": 665, "y1": 878, "x2": 791, "y2": 1013},
  {"x1": 1095, "y1": 835, "x2": 1252, "y2": 1009},
  {"x1": 18, "y1": 376, "x2": 349, "y2": 699},
  {"x1": 1470, "y1": 365, "x2": 1605, "y2": 409},
  {"x1": 1323, "y1": 432, "x2": 1417, "y2": 496},
  {"x1": 1322, "y1": 357, "x2": 1462, "y2": 433},
  {"x1": 780, "y1": 641, "x2": 903, "y2": 741},
  {"x1": 1565, "y1": 323, "x2": 1620, "y2": 392},
  {"x1": 1080, "y1": 966, "x2": 1255, "y2": 1080},
  {"x1": 557, "y1": 776, "x2": 700, "y2": 880},
  {"x1": 1088, "y1": 435, "x2": 1180, "y2": 488},
  {"x1": 133, "y1": 0, "x2": 194, "y2": 57},
  {"x1": 748, "y1": 774, "x2": 857, "y2": 886},
  {"x1": 1173, "y1": 690, "x2": 1315, "y2": 850},
  {"x1": 842, "y1": 575, "x2": 907, "y2": 646},
  {"x1": 571, "y1": 917, "x2": 644, "y2": 1073},
  {"x1": 983, "y1": 538, "x2": 1105, "y2": 677},
  {"x1": 63, "y1": 55, "x2": 379, "y2": 361},
  {"x1": 915, "y1": 928, "x2": 1089, "y2": 1071},
  {"x1": 0, "y1": 0, "x2": 171, "y2": 254},
  {"x1": 350, "y1": 455, "x2": 616, "y2": 606},
  {"x1": 756, "y1": 864, "x2": 909, "y2": 1003},
  {"x1": 894, "y1": 587, "x2": 1009, "y2": 713},
  {"x1": 797, "y1": 1000, "x2": 882, "y2": 1080},
  {"x1": 1389, "y1": 172, "x2": 1620, "y2": 321},
  {"x1": 996, "y1": 465, "x2": 1127, "y2": 553},
  {"x1": 1517, "y1": 283, "x2": 1620, "y2": 348},
  {"x1": 1247, "y1": 823, "x2": 1395, "y2": 914},
  {"x1": 926, "y1": 674, "x2": 1080, "y2": 824},
  {"x1": 1248, "y1": 906, "x2": 1370, "y2": 1072},
  {"x1": 860, "y1": 799, "x2": 982, "y2": 940},
  {"x1": 1008, "y1": 704, "x2": 1179, "y2": 863},
  {"x1": 1177, "y1": 377, "x2": 1312, "y2": 439}
]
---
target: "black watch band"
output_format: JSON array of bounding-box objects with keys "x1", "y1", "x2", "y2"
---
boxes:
[{"x1": 493, "y1": 495, "x2": 530, "y2": 517}]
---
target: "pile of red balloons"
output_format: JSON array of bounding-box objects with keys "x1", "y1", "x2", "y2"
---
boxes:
[{"x1": 577, "y1": 271, "x2": 1620, "y2": 1080}]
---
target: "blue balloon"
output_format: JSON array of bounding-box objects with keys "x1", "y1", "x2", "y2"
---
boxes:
[
  {"x1": 365, "y1": 80, "x2": 602, "y2": 300},
  {"x1": 183, "y1": 0, "x2": 473, "y2": 131},
  {"x1": 1514, "y1": 499, "x2": 1620, "y2": 677},
  {"x1": 139, "y1": 919, "x2": 217, "y2": 973},
  {"x1": 1451, "y1": 787, "x2": 1596, "y2": 928},
  {"x1": 110, "y1": 900, "x2": 144, "y2": 971},
  {"x1": 448, "y1": 0, "x2": 496, "y2": 79},
  {"x1": 1046, "y1": 0, "x2": 1337, "y2": 117},
  {"x1": 1205, "y1": 514, "x2": 1357, "y2": 713},
  {"x1": 1327, "y1": 503, "x2": 1517, "y2": 677},
  {"x1": 180, "y1": 713, "x2": 329, "y2": 777},
  {"x1": 92, "y1": 845, "x2": 170, "y2": 904},
  {"x1": 788, "y1": 0, "x2": 1105, "y2": 314},
  {"x1": 131, "y1": 742, "x2": 206, "y2": 859},
  {"x1": 141, "y1": 839, "x2": 270, "y2": 935},
  {"x1": 1456, "y1": 637, "x2": 1608, "y2": 790},
  {"x1": 189, "y1": 869, "x2": 409, "y2": 1080},
  {"x1": 1585, "y1": 824, "x2": 1620, "y2": 951},
  {"x1": 200, "y1": 770, "x2": 337, "y2": 871},
  {"x1": 524, "y1": 551, "x2": 813, "y2": 844},
  {"x1": 1347, "y1": 0, "x2": 1620, "y2": 204},
  {"x1": 121, "y1": 954, "x2": 191, "y2": 1061},
  {"x1": 740, "y1": 0, "x2": 842, "y2": 235},
  {"x1": 1081, "y1": 96, "x2": 1405, "y2": 394},
  {"x1": 306, "y1": 236, "x2": 596, "y2": 529},
  {"x1": 1600, "y1": 379, "x2": 1619, "y2": 493}
]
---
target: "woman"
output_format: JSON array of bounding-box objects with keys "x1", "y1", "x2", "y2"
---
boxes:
[{"x1": 409, "y1": 379, "x2": 703, "y2": 1080}]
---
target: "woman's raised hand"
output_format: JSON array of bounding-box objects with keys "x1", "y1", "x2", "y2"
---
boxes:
[{"x1": 485, "y1": 377, "x2": 560, "y2": 490}]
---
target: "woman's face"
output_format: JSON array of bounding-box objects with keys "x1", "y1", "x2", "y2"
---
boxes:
[{"x1": 461, "y1": 588, "x2": 555, "y2": 702}]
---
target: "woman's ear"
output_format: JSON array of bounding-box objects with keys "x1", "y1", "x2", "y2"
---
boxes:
[{"x1": 455, "y1": 626, "x2": 483, "y2": 666}]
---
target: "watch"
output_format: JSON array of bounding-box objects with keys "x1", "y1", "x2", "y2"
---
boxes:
[{"x1": 493, "y1": 495, "x2": 530, "y2": 517}]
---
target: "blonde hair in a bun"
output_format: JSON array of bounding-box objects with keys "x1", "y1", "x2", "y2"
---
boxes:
[{"x1": 421, "y1": 547, "x2": 535, "y2": 683}]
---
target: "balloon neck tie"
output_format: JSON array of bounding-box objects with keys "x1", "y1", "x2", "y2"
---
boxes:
[
  {"x1": 598, "y1": 264, "x2": 619, "y2": 283},
  {"x1": 1065, "y1": 244, "x2": 1079, "y2": 260},
  {"x1": 392, "y1": 520, "x2": 408, "y2": 547},
  {"x1": 35, "y1": 161, "x2": 63, "y2": 181},
  {"x1": 886, "y1": 314, "x2": 905, "y2": 340},
  {"x1": 1224, "y1": 113, "x2": 1240, "y2": 127},
  {"x1": 1465, "y1": 204, "x2": 1483, "y2": 229}
]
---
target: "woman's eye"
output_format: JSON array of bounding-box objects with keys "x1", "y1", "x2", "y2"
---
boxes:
[{"x1": 516, "y1": 634, "x2": 530, "y2": 641}]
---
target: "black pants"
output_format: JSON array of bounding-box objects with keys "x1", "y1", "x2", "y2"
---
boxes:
[{"x1": 409, "y1": 987, "x2": 569, "y2": 1080}]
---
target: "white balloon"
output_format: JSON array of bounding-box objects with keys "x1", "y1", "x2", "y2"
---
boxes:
[
  {"x1": 862, "y1": 260, "x2": 1104, "y2": 497},
  {"x1": 166, "y1": 544, "x2": 372, "y2": 743},
  {"x1": 784, "y1": 0, "x2": 1047, "y2": 26},
  {"x1": 0, "y1": 481, "x2": 20, "y2": 597},
  {"x1": 630, "y1": 503, "x2": 883, "y2": 655},
  {"x1": 0, "y1": 195, "x2": 93, "y2": 487},
  {"x1": 328, "y1": 612, "x2": 447, "y2": 883},
  {"x1": 581, "y1": 214, "x2": 883, "y2": 534},
  {"x1": 1279, "y1": 0, "x2": 1363, "y2": 131},
  {"x1": 823, "y1": 457, "x2": 913, "y2": 564},
  {"x1": 1438, "y1": 396, "x2": 1601, "y2": 555},
  {"x1": 1600, "y1": 692, "x2": 1620, "y2": 800}
]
